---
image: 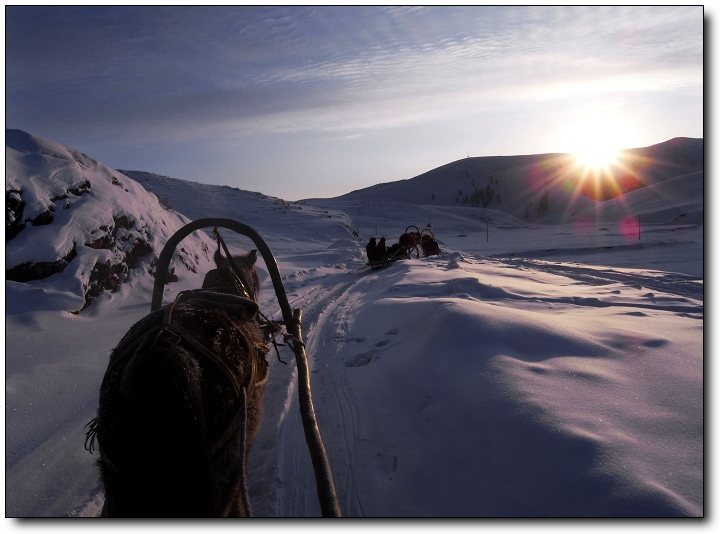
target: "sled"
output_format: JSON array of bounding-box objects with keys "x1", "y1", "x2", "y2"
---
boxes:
[{"x1": 367, "y1": 247, "x2": 411, "y2": 270}]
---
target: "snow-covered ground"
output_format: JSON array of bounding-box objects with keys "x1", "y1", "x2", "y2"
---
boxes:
[{"x1": 4, "y1": 132, "x2": 703, "y2": 518}]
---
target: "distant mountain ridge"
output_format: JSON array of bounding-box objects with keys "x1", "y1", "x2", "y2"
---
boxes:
[{"x1": 333, "y1": 137, "x2": 703, "y2": 223}]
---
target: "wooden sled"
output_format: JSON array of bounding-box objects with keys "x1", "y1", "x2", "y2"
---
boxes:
[{"x1": 367, "y1": 247, "x2": 411, "y2": 270}]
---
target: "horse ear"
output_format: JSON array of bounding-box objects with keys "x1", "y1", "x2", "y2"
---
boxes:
[
  {"x1": 214, "y1": 249, "x2": 224, "y2": 268},
  {"x1": 248, "y1": 250, "x2": 258, "y2": 264}
]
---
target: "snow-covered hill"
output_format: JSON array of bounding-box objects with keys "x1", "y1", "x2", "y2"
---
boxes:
[
  {"x1": 328, "y1": 137, "x2": 703, "y2": 224},
  {"x1": 5, "y1": 130, "x2": 703, "y2": 517},
  {"x1": 118, "y1": 169, "x2": 361, "y2": 250}
]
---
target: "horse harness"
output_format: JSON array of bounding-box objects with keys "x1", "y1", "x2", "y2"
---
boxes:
[
  {"x1": 86, "y1": 232, "x2": 270, "y2": 516},
  {"x1": 161, "y1": 288, "x2": 268, "y2": 455}
]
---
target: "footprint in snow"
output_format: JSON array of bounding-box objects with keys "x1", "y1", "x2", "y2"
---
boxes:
[
  {"x1": 375, "y1": 451, "x2": 399, "y2": 475},
  {"x1": 345, "y1": 350, "x2": 375, "y2": 367}
]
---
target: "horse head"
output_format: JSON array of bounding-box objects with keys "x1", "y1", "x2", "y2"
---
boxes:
[{"x1": 202, "y1": 249, "x2": 260, "y2": 301}]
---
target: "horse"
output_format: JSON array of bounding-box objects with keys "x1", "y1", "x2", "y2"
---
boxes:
[
  {"x1": 420, "y1": 229, "x2": 441, "y2": 257},
  {"x1": 398, "y1": 226, "x2": 421, "y2": 259},
  {"x1": 85, "y1": 247, "x2": 269, "y2": 517}
]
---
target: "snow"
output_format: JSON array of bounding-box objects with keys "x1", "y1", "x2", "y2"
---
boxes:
[
  {"x1": 4, "y1": 130, "x2": 704, "y2": 518},
  {"x1": 5, "y1": 130, "x2": 217, "y2": 311}
]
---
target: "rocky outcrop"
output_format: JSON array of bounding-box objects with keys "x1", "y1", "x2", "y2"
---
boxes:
[
  {"x1": 5, "y1": 129, "x2": 215, "y2": 311},
  {"x1": 6, "y1": 244, "x2": 78, "y2": 283}
]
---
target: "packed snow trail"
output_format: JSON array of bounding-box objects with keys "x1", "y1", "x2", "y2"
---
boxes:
[
  {"x1": 276, "y1": 272, "x2": 375, "y2": 517},
  {"x1": 242, "y1": 263, "x2": 357, "y2": 516},
  {"x1": 246, "y1": 262, "x2": 372, "y2": 516}
]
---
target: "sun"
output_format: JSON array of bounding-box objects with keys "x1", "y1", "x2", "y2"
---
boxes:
[
  {"x1": 560, "y1": 113, "x2": 644, "y2": 201},
  {"x1": 573, "y1": 142, "x2": 620, "y2": 170},
  {"x1": 565, "y1": 115, "x2": 626, "y2": 170}
]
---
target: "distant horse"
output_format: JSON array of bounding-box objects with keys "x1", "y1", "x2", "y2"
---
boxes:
[
  {"x1": 420, "y1": 229, "x2": 441, "y2": 257},
  {"x1": 399, "y1": 226, "x2": 421, "y2": 259},
  {"x1": 85, "y1": 248, "x2": 269, "y2": 517}
]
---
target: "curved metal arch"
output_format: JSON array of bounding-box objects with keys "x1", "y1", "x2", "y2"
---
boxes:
[
  {"x1": 151, "y1": 218, "x2": 290, "y2": 319},
  {"x1": 150, "y1": 217, "x2": 341, "y2": 517},
  {"x1": 405, "y1": 225, "x2": 420, "y2": 235}
]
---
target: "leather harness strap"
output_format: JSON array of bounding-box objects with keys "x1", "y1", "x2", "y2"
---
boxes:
[
  {"x1": 94, "y1": 290, "x2": 267, "y2": 461},
  {"x1": 161, "y1": 291, "x2": 267, "y2": 457},
  {"x1": 214, "y1": 227, "x2": 253, "y2": 301}
]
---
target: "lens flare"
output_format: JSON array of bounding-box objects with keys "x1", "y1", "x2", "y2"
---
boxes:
[{"x1": 620, "y1": 215, "x2": 641, "y2": 240}]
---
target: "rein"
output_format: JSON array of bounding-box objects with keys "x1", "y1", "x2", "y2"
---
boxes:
[{"x1": 213, "y1": 227, "x2": 253, "y2": 301}]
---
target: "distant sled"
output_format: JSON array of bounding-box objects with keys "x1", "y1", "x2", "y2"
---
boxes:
[
  {"x1": 366, "y1": 226, "x2": 441, "y2": 270},
  {"x1": 367, "y1": 247, "x2": 412, "y2": 270}
]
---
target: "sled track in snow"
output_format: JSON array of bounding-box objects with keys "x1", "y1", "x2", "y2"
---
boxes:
[
  {"x1": 258, "y1": 267, "x2": 370, "y2": 517},
  {"x1": 294, "y1": 273, "x2": 370, "y2": 517},
  {"x1": 324, "y1": 284, "x2": 367, "y2": 517}
]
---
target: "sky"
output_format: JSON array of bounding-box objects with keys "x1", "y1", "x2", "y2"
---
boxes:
[{"x1": 4, "y1": 5, "x2": 704, "y2": 201}]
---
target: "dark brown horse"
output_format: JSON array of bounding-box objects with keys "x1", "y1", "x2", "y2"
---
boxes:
[
  {"x1": 85, "y1": 249, "x2": 269, "y2": 517},
  {"x1": 420, "y1": 229, "x2": 441, "y2": 257},
  {"x1": 399, "y1": 225, "x2": 421, "y2": 259}
]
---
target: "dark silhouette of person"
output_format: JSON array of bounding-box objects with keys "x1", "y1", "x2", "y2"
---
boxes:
[
  {"x1": 377, "y1": 237, "x2": 388, "y2": 259},
  {"x1": 366, "y1": 237, "x2": 378, "y2": 262}
]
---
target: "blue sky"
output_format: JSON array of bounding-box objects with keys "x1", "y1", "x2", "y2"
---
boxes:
[{"x1": 5, "y1": 5, "x2": 704, "y2": 200}]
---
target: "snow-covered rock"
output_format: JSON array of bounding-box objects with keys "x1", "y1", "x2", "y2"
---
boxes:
[{"x1": 5, "y1": 129, "x2": 215, "y2": 310}]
